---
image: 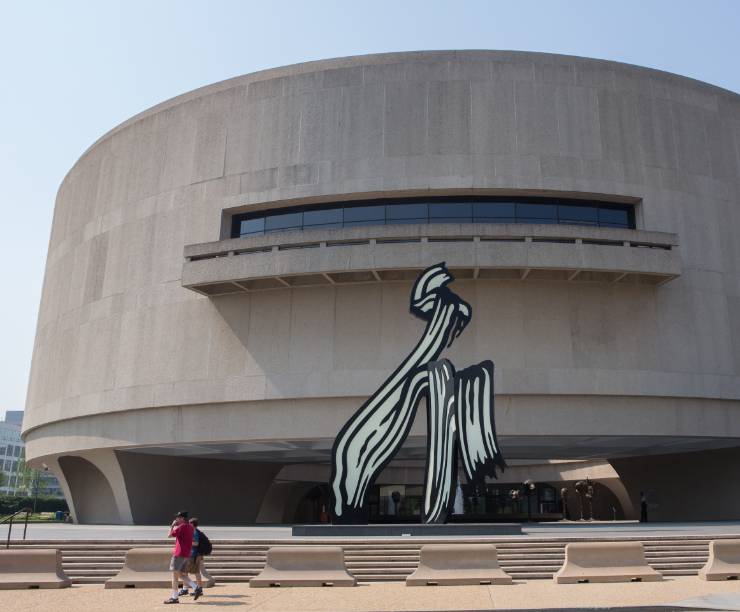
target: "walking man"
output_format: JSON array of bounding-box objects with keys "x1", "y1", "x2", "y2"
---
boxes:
[
  {"x1": 178, "y1": 517, "x2": 206, "y2": 599},
  {"x1": 164, "y1": 510, "x2": 200, "y2": 604}
]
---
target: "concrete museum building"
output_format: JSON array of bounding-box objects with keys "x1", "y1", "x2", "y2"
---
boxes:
[{"x1": 23, "y1": 51, "x2": 740, "y2": 525}]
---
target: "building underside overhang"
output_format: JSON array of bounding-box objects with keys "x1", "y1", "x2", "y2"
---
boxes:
[{"x1": 120, "y1": 434, "x2": 740, "y2": 464}]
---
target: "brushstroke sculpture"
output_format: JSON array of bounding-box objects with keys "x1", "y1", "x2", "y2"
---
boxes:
[{"x1": 330, "y1": 262, "x2": 506, "y2": 524}]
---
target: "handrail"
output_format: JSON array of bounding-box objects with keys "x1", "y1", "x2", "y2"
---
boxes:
[
  {"x1": 185, "y1": 225, "x2": 678, "y2": 264},
  {"x1": 184, "y1": 225, "x2": 677, "y2": 262},
  {"x1": 2, "y1": 507, "x2": 32, "y2": 548}
]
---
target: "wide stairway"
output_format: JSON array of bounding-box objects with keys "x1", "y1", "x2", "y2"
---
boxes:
[{"x1": 6, "y1": 535, "x2": 730, "y2": 584}]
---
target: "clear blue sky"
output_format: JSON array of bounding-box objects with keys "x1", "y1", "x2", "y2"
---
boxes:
[{"x1": 1, "y1": 0, "x2": 739, "y2": 420}]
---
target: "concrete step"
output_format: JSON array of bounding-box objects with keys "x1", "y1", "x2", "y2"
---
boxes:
[
  {"x1": 209, "y1": 552, "x2": 272, "y2": 556},
  {"x1": 343, "y1": 549, "x2": 420, "y2": 556},
  {"x1": 13, "y1": 535, "x2": 724, "y2": 586},
  {"x1": 501, "y1": 565, "x2": 562, "y2": 573},
  {"x1": 498, "y1": 554, "x2": 565, "y2": 561},
  {"x1": 506, "y1": 573, "x2": 552, "y2": 580},
  {"x1": 645, "y1": 544, "x2": 708, "y2": 550},
  {"x1": 499, "y1": 559, "x2": 564, "y2": 567},
  {"x1": 71, "y1": 577, "x2": 113, "y2": 584},
  {"x1": 206, "y1": 561, "x2": 265, "y2": 572},
  {"x1": 351, "y1": 567, "x2": 414, "y2": 574},
  {"x1": 646, "y1": 550, "x2": 708, "y2": 556},
  {"x1": 647, "y1": 556, "x2": 708, "y2": 563},
  {"x1": 347, "y1": 556, "x2": 419, "y2": 563},
  {"x1": 62, "y1": 555, "x2": 126, "y2": 562},
  {"x1": 203, "y1": 556, "x2": 265, "y2": 563},
  {"x1": 62, "y1": 561, "x2": 123, "y2": 569}
]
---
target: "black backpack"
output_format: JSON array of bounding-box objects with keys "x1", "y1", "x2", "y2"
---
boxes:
[{"x1": 197, "y1": 529, "x2": 213, "y2": 556}]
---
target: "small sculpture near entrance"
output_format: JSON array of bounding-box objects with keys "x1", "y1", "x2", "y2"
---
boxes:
[{"x1": 330, "y1": 262, "x2": 507, "y2": 524}]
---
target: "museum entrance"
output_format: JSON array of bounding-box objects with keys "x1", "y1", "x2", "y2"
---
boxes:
[
  {"x1": 366, "y1": 482, "x2": 562, "y2": 523},
  {"x1": 291, "y1": 479, "x2": 624, "y2": 524}
]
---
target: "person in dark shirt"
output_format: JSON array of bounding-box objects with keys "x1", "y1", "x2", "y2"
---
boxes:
[
  {"x1": 164, "y1": 510, "x2": 199, "y2": 604},
  {"x1": 640, "y1": 492, "x2": 649, "y2": 523},
  {"x1": 178, "y1": 517, "x2": 205, "y2": 599}
]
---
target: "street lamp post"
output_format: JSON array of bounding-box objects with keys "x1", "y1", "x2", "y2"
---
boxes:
[
  {"x1": 32, "y1": 466, "x2": 48, "y2": 515},
  {"x1": 523, "y1": 480, "x2": 536, "y2": 523}
]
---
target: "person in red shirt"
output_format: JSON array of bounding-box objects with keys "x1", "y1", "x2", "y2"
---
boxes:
[{"x1": 164, "y1": 511, "x2": 199, "y2": 604}]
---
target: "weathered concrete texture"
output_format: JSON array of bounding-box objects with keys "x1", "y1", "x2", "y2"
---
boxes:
[{"x1": 22, "y1": 51, "x2": 740, "y2": 523}]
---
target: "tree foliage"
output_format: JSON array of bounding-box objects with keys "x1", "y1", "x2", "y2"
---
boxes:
[{"x1": 0, "y1": 495, "x2": 68, "y2": 515}]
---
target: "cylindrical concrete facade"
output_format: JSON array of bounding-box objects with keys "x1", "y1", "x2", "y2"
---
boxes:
[{"x1": 24, "y1": 51, "x2": 740, "y2": 524}]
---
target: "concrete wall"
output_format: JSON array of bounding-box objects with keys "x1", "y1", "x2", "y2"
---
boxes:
[
  {"x1": 611, "y1": 446, "x2": 740, "y2": 521},
  {"x1": 22, "y1": 51, "x2": 740, "y2": 522},
  {"x1": 115, "y1": 452, "x2": 282, "y2": 525},
  {"x1": 57, "y1": 456, "x2": 119, "y2": 524}
]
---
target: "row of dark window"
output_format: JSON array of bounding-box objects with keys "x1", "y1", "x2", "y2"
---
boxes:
[
  {"x1": 231, "y1": 197, "x2": 635, "y2": 238},
  {"x1": 0, "y1": 444, "x2": 21, "y2": 458}
]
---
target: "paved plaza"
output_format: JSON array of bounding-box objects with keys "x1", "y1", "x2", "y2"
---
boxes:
[
  {"x1": 9, "y1": 521, "x2": 740, "y2": 541},
  {"x1": 0, "y1": 576, "x2": 739, "y2": 611}
]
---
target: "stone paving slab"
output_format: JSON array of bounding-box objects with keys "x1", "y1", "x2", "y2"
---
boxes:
[
  {"x1": 0, "y1": 576, "x2": 738, "y2": 611},
  {"x1": 672, "y1": 593, "x2": 740, "y2": 610}
]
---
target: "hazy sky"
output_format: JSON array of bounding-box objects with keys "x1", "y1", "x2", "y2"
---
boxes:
[{"x1": 1, "y1": 0, "x2": 739, "y2": 420}]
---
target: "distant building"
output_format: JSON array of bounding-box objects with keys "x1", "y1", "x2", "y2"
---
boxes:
[{"x1": 1, "y1": 411, "x2": 62, "y2": 497}]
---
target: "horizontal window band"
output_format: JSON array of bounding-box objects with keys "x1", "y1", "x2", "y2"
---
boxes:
[{"x1": 231, "y1": 196, "x2": 635, "y2": 239}]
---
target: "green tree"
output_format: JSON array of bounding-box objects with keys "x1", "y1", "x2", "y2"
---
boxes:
[
  {"x1": 0, "y1": 470, "x2": 6, "y2": 489},
  {"x1": 15, "y1": 458, "x2": 42, "y2": 497},
  {"x1": 16, "y1": 458, "x2": 48, "y2": 513}
]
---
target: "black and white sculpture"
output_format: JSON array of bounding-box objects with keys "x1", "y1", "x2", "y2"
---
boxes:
[{"x1": 330, "y1": 262, "x2": 506, "y2": 524}]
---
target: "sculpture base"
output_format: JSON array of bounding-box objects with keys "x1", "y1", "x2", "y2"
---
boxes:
[{"x1": 291, "y1": 523, "x2": 522, "y2": 536}]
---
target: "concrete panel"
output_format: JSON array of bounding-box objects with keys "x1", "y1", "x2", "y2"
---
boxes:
[
  {"x1": 671, "y1": 102, "x2": 711, "y2": 176},
  {"x1": 514, "y1": 81, "x2": 559, "y2": 155},
  {"x1": 340, "y1": 84, "x2": 384, "y2": 161},
  {"x1": 225, "y1": 95, "x2": 301, "y2": 175},
  {"x1": 428, "y1": 80, "x2": 471, "y2": 155},
  {"x1": 298, "y1": 88, "x2": 343, "y2": 163},
  {"x1": 471, "y1": 81, "x2": 516, "y2": 155},
  {"x1": 334, "y1": 284, "x2": 382, "y2": 371},
  {"x1": 598, "y1": 90, "x2": 643, "y2": 169},
  {"x1": 555, "y1": 86, "x2": 601, "y2": 159},
  {"x1": 384, "y1": 81, "x2": 427, "y2": 156}
]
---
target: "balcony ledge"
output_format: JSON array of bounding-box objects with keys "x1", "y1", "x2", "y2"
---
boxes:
[{"x1": 182, "y1": 223, "x2": 681, "y2": 296}]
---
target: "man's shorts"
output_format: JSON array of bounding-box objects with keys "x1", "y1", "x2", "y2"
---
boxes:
[
  {"x1": 170, "y1": 555, "x2": 189, "y2": 572},
  {"x1": 186, "y1": 555, "x2": 203, "y2": 574}
]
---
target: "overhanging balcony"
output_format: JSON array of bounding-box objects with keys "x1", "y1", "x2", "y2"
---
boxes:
[{"x1": 181, "y1": 224, "x2": 681, "y2": 296}]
